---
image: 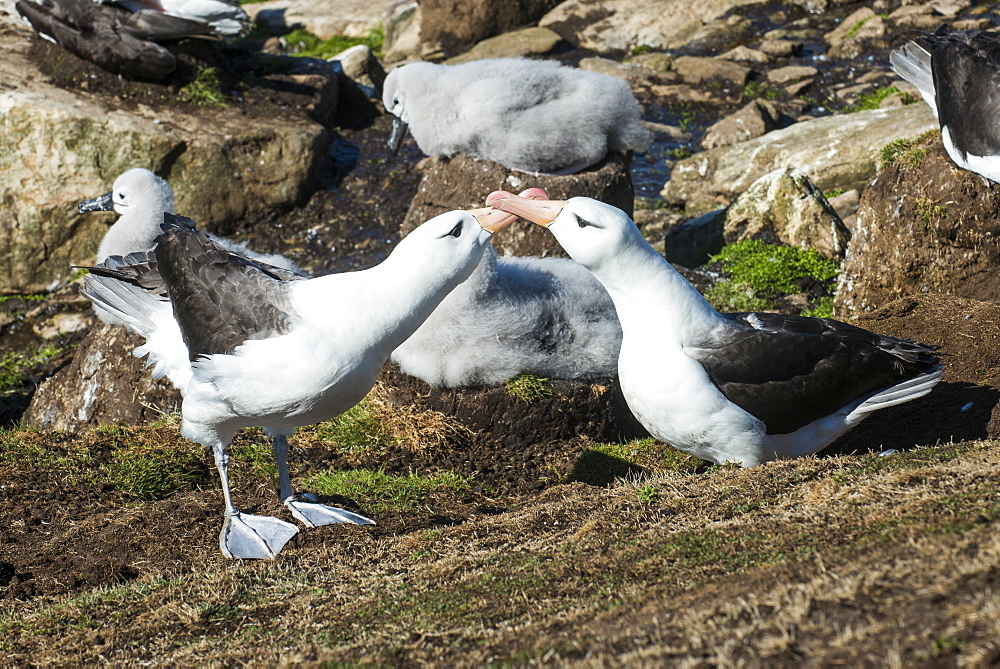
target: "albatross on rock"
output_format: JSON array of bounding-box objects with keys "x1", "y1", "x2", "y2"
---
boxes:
[
  {"x1": 81, "y1": 168, "x2": 303, "y2": 327},
  {"x1": 82, "y1": 206, "x2": 515, "y2": 558},
  {"x1": 392, "y1": 188, "x2": 622, "y2": 387},
  {"x1": 489, "y1": 193, "x2": 944, "y2": 467},
  {"x1": 890, "y1": 29, "x2": 1000, "y2": 183},
  {"x1": 382, "y1": 58, "x2": 651, "y2": 175}
]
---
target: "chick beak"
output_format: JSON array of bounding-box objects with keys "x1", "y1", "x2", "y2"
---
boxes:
[
  {"x1": 387, "y1": 115, "x2": 408, "y2": 154},
  {"x1": 485, "y1": 191, "x2": 567, "y2": 227},
  {"x1": 78, "y1": 191, "x2": 115, "y2": 214}
]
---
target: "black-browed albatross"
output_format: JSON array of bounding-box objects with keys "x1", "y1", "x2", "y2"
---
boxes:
[
  {"x1": 488, "y1": 192, "x2": 944, "y2": 467},
  {"x1": 82, "y1": 206, "x2": 516, "y2": 558},
  {"x1": 890, "y1": 28, "x2": 1000, "y2": 183}
]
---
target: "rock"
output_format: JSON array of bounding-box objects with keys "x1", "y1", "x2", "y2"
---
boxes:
[
  {"x1": 834, "y1": 134, "x2": 1000, "y2": 317},
  {"x1": 766, "y1": 65, "x2": 817, "y2": 85},
  {"x1": 717, "y1": 46, "x2": 770, "y2": 64},
  {"x1": 723, "y1": 168, "x2": 850, "y2": 259},
  {"x1": 445, "y1": 27, "x2": 564, "y2": 64},
  {"x1": 628, "y1": 52, "x2": 674, "y2": 73},
  {"x1": 578, "y1": 57, "x2": 662, "y2": 85},
  {"x1": 399, "y1": 153, "x2": 635, "y2": 258},
  {"x1": 415, "y1": 0, "x2": 563, "y2": 60},
  {"x1": 827, "y1": 189, "x2": 860, "y2": 221},
  {"x1": 701, "y1": 99, "x2": 782, "y2": 151},
  {"x1": 671, "y1": 56, "x2": 751, "y2": 87},
  {"x1": 758, "y1": 39, "x2": 803, "y2": 58},
  {"x1": 22, "y1": 324, "x2": 181, "y2": 431},
  {"x1": 32, "y1": 312, "x2": 90, "y2": 339},
  {"x1": 660, "y1": 208, "x2": 727, "y2": 268},
  {"x1": 0, "y1": 37, "x2": 331, "y2": 294},
  {"x1": 331, "y1": 44, "x2": 386, "y2": 96},
  {"x1": 660, "y1": 103, "x2": 938, "y2": 215},
  {"x1": 383, "y1": 1, "x2": 421, "y2": 62},
  {"x1": 244, "y1": 0, "x2": 396, "y2": 40},
  {"x1": 886, "y1": 4, "x2": 941, "y2": 31},
  {"x1": 824, "y1": 8, "x2": 887, "y2": 59},
  {"x1": 539, "y1": 0, "x2": 763, "y2": 53}
]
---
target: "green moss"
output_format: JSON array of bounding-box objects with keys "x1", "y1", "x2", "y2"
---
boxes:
[
  {"x1": 302, "y1": 468, "x2": 470, "y2": 514},
  {"x1": 283, "y1": 26, "x2": 384, "y2": 59},
  {"x1": 742, "y1": 81, "x2": 779, "y2": 101},
  {"x1": 667, "y1": 146, "x2": 694, "y2": 160},
  {"x1": 703, "y1": 240, "x2": 840, "y2": 315},
  {"x1": 823, "y1": 188, "x2": 845, "y2": 199},
  {"x1": 630, "y1": 44, "x2": 653, "y2": 56},
  {"x1": 505, "y1": 374, "x2": 552, "y2": 403},
  {"x1": 0, "y1": 343, "x2": 63, "y2": 393},
  {"x1": 845, "y1": 17, "x2": 870, "y2": 39},
  {"x1": 844, "y1": 85, "x2": 915, "y2": 113},
  {"x1": 178, "y1": 67, "x2": 228, "y2": 107},
  {"x1": 879, "y1": 130, "x2": 938, "y2": 168},
  {"x1": 914, "y1": 197, "x2": 948, "y2": 227}
]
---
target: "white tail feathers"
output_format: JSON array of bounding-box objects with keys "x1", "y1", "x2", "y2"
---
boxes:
[
  {"x1": 851, "y1": 365, "x2": 945, "y2": 414},
  {"x1": 889, "y1": 42, "x2": 938, "y2": 116}
]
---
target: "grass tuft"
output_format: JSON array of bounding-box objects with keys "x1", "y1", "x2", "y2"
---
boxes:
[
  {"x1": 178, "y1": 66, "x2": 228, "y2": 107},
  {"x1": 282, "y1": 26, "x2": 384, "y2": 59},
  {"x1": 302, "y1": 468, "x2": 470, "y2": 514},
  {"x1": 505, "y1": 374, "x2": 552, "y2": 403},
  {"x1": 845, "y1": 85, "x2": 916, "y2": 113}
]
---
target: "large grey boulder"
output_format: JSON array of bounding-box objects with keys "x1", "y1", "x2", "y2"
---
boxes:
[
  {"x1": 539, "y1": 0, "x2": 762, "y2": 53},
  {"x1": 834, "y1": 134, "x2": 1000, "y2": 318},
  {"x1": 22, "y1": 323, "x2": 181, "y2": 431},
  {"x1": 724, "y1": 168, "x2": 850, "y2": 259},
  {"x1": 400, "y1": 153, "x2": 635, "y2": 258},
  {"x1": 661, "y1": 103, "x2": 937, "y2": 216},
  {"x1": 411, "y1": 0, "x2": 563, "y2": 60},
  {"x1": 0, "y1": 30, "x2": 332, "y2": 294}
]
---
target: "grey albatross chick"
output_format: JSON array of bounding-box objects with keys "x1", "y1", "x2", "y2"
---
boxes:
[
  {"x1": 81, "y1": 168, "x2": 303, "y2": 327},
  {"x1": 81, "y1": 207, "x2": 516, "y2": 558},
  {"x1": 890, "y1": 29, "x2": 1000, "y2": 183},
  {"x1": 382, "y1": 58, "x2": 651, "y2": 175},
  {"x1": 392, "y1": 188, "x2": 622, "y2": 387},
  {"x1": 489, "y1": 192, "x2": 944, "y2": 467}
]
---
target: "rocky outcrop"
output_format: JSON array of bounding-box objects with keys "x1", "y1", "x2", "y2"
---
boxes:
[
  {"x1": 22, "y1": 323, "x2": 181, "y2": 431},
  {"x1": 0, "y1": 31, "x2": 333, "y2": 294},
  {"x1": 445, "y1": 27, "x2": 564, "y2": 64},
  {"x1": 400, "y1": 152, "x2": 635, "y2": 258},
  {"x1": 539, "y1": 0, "x2": 762, "y2": 53},
  {"x1": 414, "y1": 0, "x2": 563, "y2": 60},
  {"x1": 724, "y1": 168, "x2": 850, "y2": 259},
  {"x1": 701, "y1": 99, "x2": 782, "y2": 151},
  {"x1": 661, "y1": 103, "x2": 938, "y2": 215},
  {"x1": 834, "y1": 135, "x2": 1000, "y2": 317}
]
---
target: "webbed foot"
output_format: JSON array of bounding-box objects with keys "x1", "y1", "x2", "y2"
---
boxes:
[
  {"x1": 284, "y1": 495, "x2": 375, "y2": 528},
  {"x1": 220, "y1": 511, "x2": 299, "y2": 559}
]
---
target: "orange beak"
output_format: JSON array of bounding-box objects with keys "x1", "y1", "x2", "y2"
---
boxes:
[
  {"x1": 471, "y1": 187, "x2": 550, "y2": 232},
  {"x1": 485, "y1": 190, "x2": 567, "y2": 227}
]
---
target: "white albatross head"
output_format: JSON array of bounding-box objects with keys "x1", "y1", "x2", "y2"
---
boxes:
[
  {"x1": 486, "y1": 192, "x2": 645, "y2": 272},
  {"x1": 79, "y1": 168, "x2": 174, "y2": 218}
]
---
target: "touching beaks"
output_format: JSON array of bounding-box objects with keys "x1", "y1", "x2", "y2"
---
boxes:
[
  {"x1": 485, "y1": 190, "x2": 567, "y2": 227},
  {"x1": 471, "y1": 188, "x2": 551, "y2": 233},
  {"x1": 78, "y1": 191, "x2": 115, "y2": 214}
]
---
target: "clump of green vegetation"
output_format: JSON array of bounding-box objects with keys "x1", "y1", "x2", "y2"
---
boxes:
[
  {"x1": 823, "y1": 188, "x2": 845, "y2": 199},
  {"x1": 667, "y1": 146, "x2": 694, "y2": 160},
  {"x1": 742, "y1": 81, "x2": 779, "y2": 101},
  {"x1": 309, "y1": 398, "x2": 394, "y2": 453},
  {"x1": 282, "y1": 26, "x2": 384, "y2": 59},
  {"x1": 100, "y1": 442, "x2": 209, "y2": 500},
  {"x1": 571, "y1": 438, "x2": 703, "y2": 486},
  {"x1": 178, "y1": 66, "x2": 228, "y2": 107},
  {"x1": 636, "y1": 484, "x2": 658, "y2": 502},
  {"x1": 0, "y1": 344, "x2": 62, "y2": 393},
  {"x1": 845, "y1": 17, "x2": 870, "y2": 39},
  {"x1": 505, "y1": 374, "x2": 552, "y2": 403},
  {"x1": 634, "y1": 197, "x2": 672, "y2": 211},
  {"x1": 630, "y1": 44, "x2": 653, "y2": 56},
  {"x1": 704, "y1": 239, "x2": 841, "y2": 317},
  {"x1": 878, "y1": 129, "x2": 938, "y2": 169},
  {"x1": 844, "y1": 85, "x2": 915, "y2": 113},
  {"x1": 303, "y1": 468, "x2": 469, "y2": 514},
  {"x1": 914, "y1": 197, "x2": 948, "y2": 226}
]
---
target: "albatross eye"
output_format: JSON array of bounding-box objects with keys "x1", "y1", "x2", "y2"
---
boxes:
[
  {"x1": 576, "y1": 216, "x2": 592, "y2": 229},
  {"x1": 446, "y1": 221, "x2": 463, "y2": 238}
]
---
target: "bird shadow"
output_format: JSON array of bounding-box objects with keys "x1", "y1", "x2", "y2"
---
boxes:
[{"x1": 822, "y1": 380, "x2": 999, "y2": 458}]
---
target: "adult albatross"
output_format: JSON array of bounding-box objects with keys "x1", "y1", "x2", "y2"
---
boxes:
[
  {"x1": 488, "y1": 193, "x2": 944, "y2": 467},
  {"x1": 82, "y1": 207, "x2": 515, "y2": 558},
  {"x1": 890, "y1": 29, "x2": 1000, "y2": 183}
]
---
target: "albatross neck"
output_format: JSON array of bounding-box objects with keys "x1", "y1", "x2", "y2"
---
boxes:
[{"x1": 590, "y1": 240, "x2": 726, "y2": 345}]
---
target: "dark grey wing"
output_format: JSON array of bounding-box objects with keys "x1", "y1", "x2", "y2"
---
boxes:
[
  {"x1": 922, "y1": 30, "x2": 1000, "y2": 158},
  {"x1": 155, "y1": 217, "x2": 300, "y2": 361},
  {"x1": 15, "y1": 0, "x2": 176, "y2": 80},
  {"x1": 727, "y1": 312, "x2": 940, "y2": 365},
  {"x1": 690, "y1": 314, "x2": 941, "y2": 435},
  {"x1": 88, "y1": 250, "x2": 168, "y2": 299}
]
